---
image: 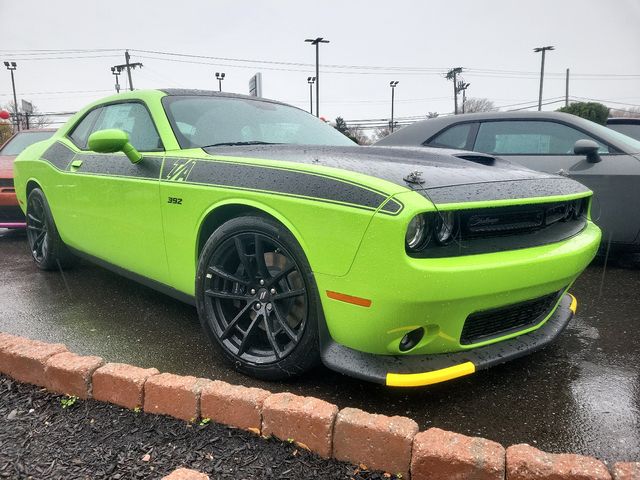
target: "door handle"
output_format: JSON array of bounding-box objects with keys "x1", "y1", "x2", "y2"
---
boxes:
[{"x1": 70, "y1": 159, "x2": 83, "y2": 170}]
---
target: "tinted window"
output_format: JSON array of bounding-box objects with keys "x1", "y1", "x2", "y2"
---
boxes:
[
  {"x1": 91, "y1": 103, "x2": 162, "y2": 151},
  {"x1": 607, "y1": 123, "x2": 640, "y2": 142},
  {"x1": 0, "y1": 130, "x2": 55, "y2": 155},
  {"x1": 427, "y1": 123, "x2": 473, "y2": 149},
  {"x1": 163, "y1": 96, "x2": 355, "y2": 149},
  {"x1": 475, "y1": 121, "x2": 609, "y2": 155},
  {"x1": 69, "y1": 108, "x2": 102, "y2": 149}
]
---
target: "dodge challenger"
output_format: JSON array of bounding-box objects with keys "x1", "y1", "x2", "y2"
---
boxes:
[{"x1": 13, "y1": 89, "x2": 601, "y2": 387}]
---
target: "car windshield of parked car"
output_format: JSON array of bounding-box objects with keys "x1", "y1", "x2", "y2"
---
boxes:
[
  {"x1": 607, "y1": 124, "x2": 640, "y2": 142},
  {"x1": 163, "y1": 95, "x2": 355, "y2": 148},
  {"x1": 0, "y1": 130, "x2": 54, "y2": 156}
]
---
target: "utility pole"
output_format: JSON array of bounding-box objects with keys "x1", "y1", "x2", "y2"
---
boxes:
[
  {"x1": 307, "y1": 76, "x2": 316, "y2": 114},
  {"x1": 305, "y1": 37, "x2": 329, "y2": 117},
  {"x1": 458, "y1": 81, "x2": 470, "y2": 113},
  {"x1": 565, "y1": 68, "x2": 570, "y2": 107},
  {"x1": 216, "y1": 72, "x2": 226, "y2": 91},
  {"x1": 446, "y1": 67, "x2": 463, "y2": 114},
  {"x1": 534, "y1": 46, "x2": 554, "y2": 111},
  {"x1": 112, "y1": 52, "x2": 142, "y2": 92},
  {"x1": 389, "y1": 81, "x2": 399, "y2": 132},
  {"x1": 3, "y1": 61, "x2": 19, "y2": 131},
  {"x1": 111, "y1": 67, "x2": 121, "y2": 93}
]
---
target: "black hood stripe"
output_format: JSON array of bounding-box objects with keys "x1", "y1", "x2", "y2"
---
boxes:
[{"x1": 422, "y1": 178, "x2": 590, "y2": 205}]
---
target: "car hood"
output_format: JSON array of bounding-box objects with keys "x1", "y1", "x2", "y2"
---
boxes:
[
  {"x1": 0, "y1": 155, "x2": 16, "y2": 178},
  {"x1": 204, "y1": 144, "x2": 590, "y2": 204}
]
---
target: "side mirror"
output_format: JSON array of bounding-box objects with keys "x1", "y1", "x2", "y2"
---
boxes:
[
  {"x1": 87, "y1": 129, "x2": 142, "y2": 164},
  {"x1": 573, "y1": 139, "x2": 601, "y2": 163}
]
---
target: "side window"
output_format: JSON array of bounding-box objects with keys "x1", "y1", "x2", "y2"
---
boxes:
[
  {"x1": 474, "y1": 121, "x2": 609, "y2": 155},
  {"x1": 91, "y1": 103, "x2": 162, "y2": 151},
  {"x1": 427, "y1": 123, "x2": 474, "y2": 149},
  {"x1": 69, "y1": 108, "x2": 102, "y2": 149}
]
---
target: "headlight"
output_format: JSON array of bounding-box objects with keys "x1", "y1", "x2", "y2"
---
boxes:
[
  {"x1": 405, "y1": 215, "x2": 429, "y2": 250},
  {"x1": 434, "y1": 211, "x2": 455, "y2": 245}
]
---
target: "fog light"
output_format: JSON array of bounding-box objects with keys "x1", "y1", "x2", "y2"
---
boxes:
[{"x1": 399, "y1": 327, "x2": 425, "y2": 352}]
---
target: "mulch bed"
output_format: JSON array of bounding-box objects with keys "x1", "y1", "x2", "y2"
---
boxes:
[{"x1": 0, "y1": 376, "x2": 398, "y2": 479}]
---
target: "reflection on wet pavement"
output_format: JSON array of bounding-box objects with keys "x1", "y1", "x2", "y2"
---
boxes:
[{"x1": 1, "y1": 228, "x2": 638, "y2": 463}]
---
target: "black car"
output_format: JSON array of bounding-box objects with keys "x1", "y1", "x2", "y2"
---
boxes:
[{"x1": 375, "y1": 111, "x2": 640, "y2": 253}]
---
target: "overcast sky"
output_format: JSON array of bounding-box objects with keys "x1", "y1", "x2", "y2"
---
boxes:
[{"x1": 1, "y1": 0, "x2": 639, "y2": 129}]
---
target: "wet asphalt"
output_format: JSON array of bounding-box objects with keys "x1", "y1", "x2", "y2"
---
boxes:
[{"x1": 1, "y1": 228, "x2": 638, "y2": 464}]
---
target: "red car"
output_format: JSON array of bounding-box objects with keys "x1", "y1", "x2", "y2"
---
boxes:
[{"x1": 0, "y1": 129, "x2": 55, "y2": 228}]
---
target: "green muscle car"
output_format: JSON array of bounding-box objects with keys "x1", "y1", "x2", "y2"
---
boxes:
[{"x1": 13, "y1": 89, "x2": 601, "y2": 387}]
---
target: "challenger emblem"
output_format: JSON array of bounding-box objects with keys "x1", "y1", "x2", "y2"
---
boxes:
[{"x1": 165, "y1": 159, "x2": 197, "y2": 182}]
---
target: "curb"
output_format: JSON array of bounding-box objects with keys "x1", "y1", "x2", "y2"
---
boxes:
[{"x1": 1, "y1": 332, "x2": 638, "y2": 479}]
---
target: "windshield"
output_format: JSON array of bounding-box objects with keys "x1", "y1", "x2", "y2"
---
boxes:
[
  {"x1": 162, "y1": 95, "x2": 355, "y2": 149},
  {"x1": 607, "y1": 123, "x2": 640, "y2": 142},
  {"x1": 582, "y1": 120, "x2": 640, "y2": 153},
  {"x1": 0, "y1": 130, "x2": 54, "y2": 156}
]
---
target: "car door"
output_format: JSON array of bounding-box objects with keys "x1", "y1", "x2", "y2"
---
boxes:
[
  {"x1": 62, "y1": 101, "x2": 170, "y2": 284},
  {"x1": 471, "y1": 119, "x2": 640, "y2": 245}
]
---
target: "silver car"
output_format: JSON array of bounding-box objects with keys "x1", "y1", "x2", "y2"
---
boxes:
[{"x1": 376, "y1": 111, "x2": 640, "y2": 253}]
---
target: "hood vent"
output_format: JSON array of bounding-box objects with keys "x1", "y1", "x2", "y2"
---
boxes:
[{"x1": 454, "y1": 154, "x2": 496, "y2": 166}]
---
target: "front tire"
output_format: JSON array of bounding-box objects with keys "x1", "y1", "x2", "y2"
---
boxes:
[
  {"x1": 26, "y1": 188, "x2": 75, "y2": 270},
  {"x1": 196, "y1": 215, "x2": 320, "y2": 380}
]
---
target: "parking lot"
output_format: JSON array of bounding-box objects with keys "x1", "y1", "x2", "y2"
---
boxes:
[{"x1": 1, "y1": 227, "x2": 638, "y2": 464}]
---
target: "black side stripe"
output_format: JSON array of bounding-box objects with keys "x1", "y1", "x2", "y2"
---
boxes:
[
  {"x1": 163, "y1": 157, "x2": 402, "y2": 214},
  {"x1": 73, "y1": 153, "x2": 162, "y2": 180},
  {"x1": 41, "y1": 142, "x2": 75, "y2": 170},
  {"x1": 37, "y1": 148, "x2": 404, "y2": 215}
]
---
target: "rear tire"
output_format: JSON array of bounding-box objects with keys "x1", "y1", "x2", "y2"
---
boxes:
[
  {"x1": 195, "y1": 215, "x2": 320, "y2": 380},
  {"x1": 26, "y1": 188, "x2": 75, "y2": 270}
]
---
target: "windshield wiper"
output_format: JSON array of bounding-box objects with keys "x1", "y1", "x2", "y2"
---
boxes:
[{"x1": 203, "y1": 141, "x2": 283, "y2": 147}]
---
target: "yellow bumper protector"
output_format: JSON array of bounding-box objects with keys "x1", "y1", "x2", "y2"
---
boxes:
[
  {"x1": 569, "y1": 294, "x2": 577, "y2": 314},
  {"x1": 386, "y1": 361, "x2": 476, "y2": 387}
]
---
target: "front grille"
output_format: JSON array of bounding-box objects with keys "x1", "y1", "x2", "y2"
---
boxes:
[
  {"x1": 0, "y1": 178, "x2": 13, "y2": 187},
  {"x1": 460, "y1": 290, "x2": 563, "y2": 345}
]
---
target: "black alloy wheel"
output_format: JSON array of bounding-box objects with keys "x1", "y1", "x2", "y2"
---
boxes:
[
  {"x1": 26, "y1": 192, "x2": 49, "y2": 264},
  {"x1": 25, "y1": 188, "x2": 74, "y2": 270},
  {"x1": 196, "y1": 216, "x2": 320, "y2": 380}
]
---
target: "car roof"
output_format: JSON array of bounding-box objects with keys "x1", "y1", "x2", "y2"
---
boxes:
[
  {"x1": 375, "y1": 110, "x2": 638, "y2": 153},
  {"x1": 159, "y1": 88, "x2": 293, "y2": 108}
]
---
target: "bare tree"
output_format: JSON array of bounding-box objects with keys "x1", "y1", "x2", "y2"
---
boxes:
[
  {"x1": 0, "y1": 123, "x2": 12, "y2": 145},
  {"x1": 427, "y1": 112, "x2": 439, "y2": 118},
  {"x1": 3, "y1": 101, "x2": 51, "y2": 129},
  {"x1": 371, "y1": 126, "x2": 391, "y2": 143},
  {"x1": 609, "y1": 106, "x2": 640, "y2": 118},
  {"x1": 463, "y1": 98, "x2": 497, "y2": 113}
]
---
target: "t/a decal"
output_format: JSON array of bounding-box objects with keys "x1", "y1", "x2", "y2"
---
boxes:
[{"x1": 165, "y1": 159, "x2": 197, "y2": 182}]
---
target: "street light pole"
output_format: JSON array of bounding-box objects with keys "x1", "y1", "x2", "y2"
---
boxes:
[
  {"x1": 3, "y1": 61, "x2": 19, "y2": 131},
  {"x1": 305, "y1": 37, "x2": 329, "y2": 117},
  {"x1": 307, "y1": 76, "x2": 316, "y2": 114},
  {"x1": 389, "y1": 81, "x2": 399, "y2": 133},
  {"x1": 534, "y1": 46, "x2": 554, "y2": 111},
  {"x1": 111, "y1": 67, "x2": 121, "y2": 93},
  {"x1": 216, "y1": 72, "x2": 225, "y2": 92}
]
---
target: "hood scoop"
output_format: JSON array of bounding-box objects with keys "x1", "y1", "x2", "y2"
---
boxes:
[{"x1": 454, "y1": 154, "x2": 496, "y2": 166}]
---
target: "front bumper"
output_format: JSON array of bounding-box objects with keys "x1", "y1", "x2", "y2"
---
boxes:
[
  {"x1": 321, "y1": 293, "x2": 576, "y2": 386},
  {"x1": 0, "y1": 186, "x2": 25, "y2": 228}
]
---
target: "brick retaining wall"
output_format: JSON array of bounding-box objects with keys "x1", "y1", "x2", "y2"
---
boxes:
[{"x1": 1, "y1": 332, "x2": 638, "y2": 479}]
